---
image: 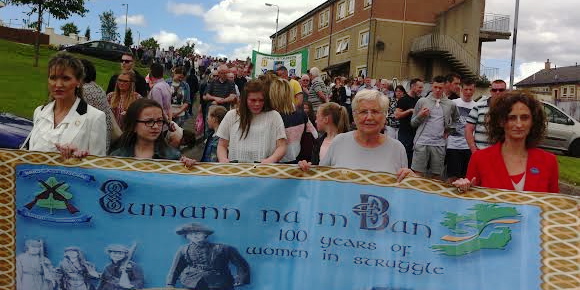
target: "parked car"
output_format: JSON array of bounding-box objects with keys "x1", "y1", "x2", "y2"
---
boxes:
[
  {"x1": 62, "y1": 40, "x2": 131, "y2": 61},
  {"x1": 0, "y1": 112, "x2": 32, "y2": 149},
  {"x1": 541, "y1": 101, "x2": 580, "y2": 157}
]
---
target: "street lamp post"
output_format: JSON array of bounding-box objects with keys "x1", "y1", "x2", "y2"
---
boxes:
[
  {"x1": 121, "y1": 3, "x2": 128, "y2": 33},
  {"x1": 265, "y1": 3, "x2": 279, "y2": 52},
  {"x1": 509, "y1": 0, "x2": 520, "y2": 90},
  {"x1": 137, "y1": 31, "x2": 140, "y2": 46}
]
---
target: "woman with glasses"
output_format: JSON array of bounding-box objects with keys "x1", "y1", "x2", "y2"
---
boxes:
[
  {"x1": 453, "y1": 91, "x2": 559, "y2": 193},
  {"x1": 299, "y1": 90, "x2": 414, "y2": 182},
  {"x1": 110, "y1": 98, "x2": 182, "y2": 160},
  {"x1": 107, "y1": 71, "x2": 142, "y2": 129},
  {"x1": 23, "y1": 52, "x2": 106, "y2": 158}
]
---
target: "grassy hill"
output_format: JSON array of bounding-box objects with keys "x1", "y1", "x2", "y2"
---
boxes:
[{"x1": 0, "y1": 38, "x2": 146, "y2": 118}]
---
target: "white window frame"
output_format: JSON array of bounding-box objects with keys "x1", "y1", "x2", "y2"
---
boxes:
[
  {"x1": 347, "y1": 0, "x2": 355, "y2": 15},
  {"x1": 278, "y1": 33, "x2": 287, "y2": 48},
  {"x1": 562, "y1": 85, "x2": 577, "y2": 101},
  {"x1": 359, "y1": 30, "x2": 370, "y2": 48},
  {"x1": 319, "y1": 9, "x2": 330, "y2": 29},
  {"x1": 336, "y1": 36, "x2": 350, "y2": 54},
  {"x1": 302, "y1": 18, "x2": 313, "y2": 37},
  {"x1": 356, "y1": 65, "x2": 367, "y2": 78},
  {"x1": 364, "y1": 0, "x2": 372, "y2": 9},
  {"x1": 315, "y1": 44, "x2": 330, "y2": 60},
  {"x1": 337, "y1": 1, "x2": 346, "y2": 20},
  {"x1": 289, "y1": 27, "x2": 297, "y2": 43}
]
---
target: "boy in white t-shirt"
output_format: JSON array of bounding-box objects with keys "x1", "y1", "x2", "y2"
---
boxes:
[{"x1": 445, "y1": 79, "x2": 477, "y2": 182}]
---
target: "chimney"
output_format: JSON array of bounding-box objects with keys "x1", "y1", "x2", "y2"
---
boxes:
[{"x1": 545, "y1": 59, "x2": 551, "y2": 70}]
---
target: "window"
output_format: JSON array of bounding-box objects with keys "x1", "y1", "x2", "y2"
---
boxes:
[
  {"x1": 337, "y1": 2, "x2": 346, "y2": 20},
  {"x1": 278, "y1": 33, "x2": 287, "y2": 48},
  {"x1": 289, "y1": 27, "x2": 297, "y2": 42},
  {"x1": 336, "y1": 37, "x2": 350, "y2": 54},
  {"x1": 302, "y1": 18, "x2": 313, "y2": 36},
  {"x1": 359, "y1": 30, "x2": 370, "y2": 47},
  {"x1": 319, "y1": 9, "x2": 330, "y2": 28},
  {"x1": 315, "y1": 44, "x2": 330, "y2": 59},
  {"x1": 356, "y1": 66, "x2": 367, "y2": 78},
  {"x1": 543, "y1": 104, "x2": 570, "y2": 124},
  {"x1": 364, "y1": 0, "x2": 372, "y2": 8},
  {"x1": 347, "y1": 0, "x2": 355, "y2": 15},
  {"x1": 562, "y1": 85, "x2": 577, "y2": 101}
]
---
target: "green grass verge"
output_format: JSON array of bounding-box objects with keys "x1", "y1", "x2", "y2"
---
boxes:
[
  {"x1": 557, "y1": 156, "x2": 580, "y2": 185},
  {"x1": 0, "y1": 38, "x2": 148, "y2": 119}
]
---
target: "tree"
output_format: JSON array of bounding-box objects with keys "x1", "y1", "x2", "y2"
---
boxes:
[
  {"x1": 99, "y1": 10, "x2": 119, "y2": 42},
  {"x1": 61, "y1": 22, "x2": 79, "y2": 36},
  {"x1": 177, "y1": 41, "x2": 195, "y2": 57},
  {"x1": 84, "y1": 26, "x2": 90, "y2": 40},
  {"x1": 7, "y1": 0, "x2": 88, "y2": 67},
  {"x1": 124, "y1": 28, "x2": 133, "y2": 47},
  {"x1": 140, "y1": 37, "x2": 159, "y2": 50}
]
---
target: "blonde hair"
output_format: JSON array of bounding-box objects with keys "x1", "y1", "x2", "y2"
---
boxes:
[
  {"x1": 110, "y1": 71, "x2": 138, "y2": 111},
  {"x1": 268, "y1": 78, "x2": 295, "y2": 115},
  {"x1": 318, "y1": 102, "x2": 350, "y2": 133}
]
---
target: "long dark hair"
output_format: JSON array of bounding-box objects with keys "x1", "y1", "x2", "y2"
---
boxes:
[
  {"x1": 112, "y1": 98, "x2": 171, "y2": 153},
  {"x1": 237, "y1": 80, "x2": 272, "y2": 139}
]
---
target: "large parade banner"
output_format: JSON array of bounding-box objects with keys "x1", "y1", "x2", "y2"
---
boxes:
[
  {"x1": 251, "y1": 49, "x2": 308, "y2": 78},
  {"x1": 0, "y1": 149, "x2": 578, "y2": 290}
]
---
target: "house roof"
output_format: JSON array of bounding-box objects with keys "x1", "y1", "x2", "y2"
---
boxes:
[{"x1": 515, "y1": 65, "x2": 580, "y2": 87}]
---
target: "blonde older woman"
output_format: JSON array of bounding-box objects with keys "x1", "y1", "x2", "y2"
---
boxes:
[{"x1": 300, "y1": 90, "x2": 414, "y2": 182}]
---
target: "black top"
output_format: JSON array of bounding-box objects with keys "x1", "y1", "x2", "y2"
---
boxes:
[{"x1": 396, "y1": 95, "x2": 419, "y2": 134}]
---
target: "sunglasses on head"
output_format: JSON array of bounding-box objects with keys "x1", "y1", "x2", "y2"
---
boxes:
[
  {"x1": 121, "y1": 59, "x2": 133, "y2": 63},
  {"x1": 491, "y1": 88, "x2": 506, "y2": 92}
]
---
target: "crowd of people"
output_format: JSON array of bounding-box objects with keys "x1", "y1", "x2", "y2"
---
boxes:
[{"x1": 22, "y1": 51, "x2": 560, "y2": 194}]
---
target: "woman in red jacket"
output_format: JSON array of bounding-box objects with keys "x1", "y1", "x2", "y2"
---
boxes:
[{"x1": 453, "y1": 91, "x2": 559, "y2": 193}]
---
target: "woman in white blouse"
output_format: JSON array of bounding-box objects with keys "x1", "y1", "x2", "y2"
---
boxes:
[
  {"x1": 216, "y1": 79, "x2": 287, "y2": 163},
  {"x1": 24, "y1": 52, "x2": 106, "y2": 158}
]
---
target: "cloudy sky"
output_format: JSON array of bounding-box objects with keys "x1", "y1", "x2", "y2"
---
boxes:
[{"x1": 1, "y1": 0, "x2": 578, "y2": 82}]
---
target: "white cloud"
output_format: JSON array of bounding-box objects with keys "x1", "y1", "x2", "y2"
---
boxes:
[
  {"x1": 150, "y1": 30, "x2": 213, "y2": 55},
  {"x1": 514, "y1": 61, "x2": 546, "y2": 83},
  {"x1": 115, "y1": 14, "x2": 147, "y2": 26},
  {"x1": 167, "y1": 1, "x2": 205, "y2": 16}
]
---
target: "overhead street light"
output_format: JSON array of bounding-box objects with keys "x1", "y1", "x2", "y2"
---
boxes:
[
  {"x1": 121, "y1": 3, "x2": 128, "y2": 33},
  {"x1": 265, "y1": 3, "x2": 279, "y2": 52}
]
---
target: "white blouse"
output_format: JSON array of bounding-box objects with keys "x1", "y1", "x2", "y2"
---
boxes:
[{"x1": 27, "y1": 98, "x2": 107, "y2": 156}]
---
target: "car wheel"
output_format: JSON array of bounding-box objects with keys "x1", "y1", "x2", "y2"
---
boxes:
[{"x1": 569, "y1": 139, "x2": 580, "y2": 157}]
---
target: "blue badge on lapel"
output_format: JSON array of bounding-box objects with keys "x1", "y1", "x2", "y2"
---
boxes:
[{"x1": 530, "y1": 167, "x2": 540, "y2": 175}]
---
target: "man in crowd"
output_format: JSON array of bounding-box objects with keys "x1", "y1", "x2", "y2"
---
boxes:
[
  {"x1": 106, "y1": 52, "x2": 148, "y2": 97},
  {"x1": 358, "y1": 77, "x2": 378, "y2": 92},
  {"x1": 167, "y1": 66, "x2": 191, "y2": 126},
  {"x1": 227, "y1": 72, "x2": 240, "y2": 97},
  {"x1": 233, "y1": 67, "x2": 247, "y2": 95},
  {"x1": 307, "y1": 67, "x2": 327, "y2": 111},
  {"x1": 444, "y1": 73, "x2": 461, "y2": 100},
  {"x1": 276, "y1": 66, "x2": 304, "y2": 107},
  {"x1": 203, "y1": 65, "x2": 237, "y2": 110},
  {"x1": 395, "y1": 78, "x2": 424, "y2": 167},
  {"x1": 149, "y1": 63, "x2": 173, "y2": 122},
  {"x1": 445, "y1": 78, "x2": 477, "y2": 182},
  {"x1": 300, "y1": 74, "x2": 311, "y2": 98},
  {"x1": 410, "y1": 76, "x2": 459, "y2": 178},
  {"x1": 465, "y1": 79, "x2": 508, "y2": 152}
]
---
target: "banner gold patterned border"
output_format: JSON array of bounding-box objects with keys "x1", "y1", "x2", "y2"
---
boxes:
[{"x1": 0, "y1": 149, "x2": 578, "y2": 289}]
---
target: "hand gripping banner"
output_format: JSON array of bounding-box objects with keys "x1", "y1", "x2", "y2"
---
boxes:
[{"x1": 0, "y1": 149, "x2": 578, "y2": 290}]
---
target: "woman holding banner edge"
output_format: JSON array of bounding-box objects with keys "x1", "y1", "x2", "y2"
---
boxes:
[{"x1": 453, "y1": 91, "x2": 559, "y2": 193}]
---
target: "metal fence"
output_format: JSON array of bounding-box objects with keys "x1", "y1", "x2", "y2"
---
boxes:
[
  {"x1": 482, "y1": 13, "x2": 510, "y2": 33},
  {"x1": 480, "y1": 65, "x2": 499, "y2": 81}
]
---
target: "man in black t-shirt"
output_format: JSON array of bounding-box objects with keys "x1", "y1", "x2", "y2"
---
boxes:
[
  {"x1": 395, "y1": 78, "x2": 424, "y2": 167},
  {"x1": 106, "y1": 52, "x2": 149, "y2": 97}
]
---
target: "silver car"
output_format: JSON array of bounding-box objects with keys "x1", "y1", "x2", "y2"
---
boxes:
[{"x1": 541, "y1": 102, "x2": 580, "y2": 157}]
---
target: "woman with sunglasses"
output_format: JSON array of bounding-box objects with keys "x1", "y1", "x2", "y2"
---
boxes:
[
  {"x1": 110, "y1": 98, "x2": 188, "y2": 162},
  {"x1": 107, "y1": 71, "x2": 142, "y2": 129}
]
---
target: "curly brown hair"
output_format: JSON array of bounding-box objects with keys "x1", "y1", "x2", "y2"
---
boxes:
[{"x1": 486, "y1": 91, "x2": 546, "y2": 148}]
